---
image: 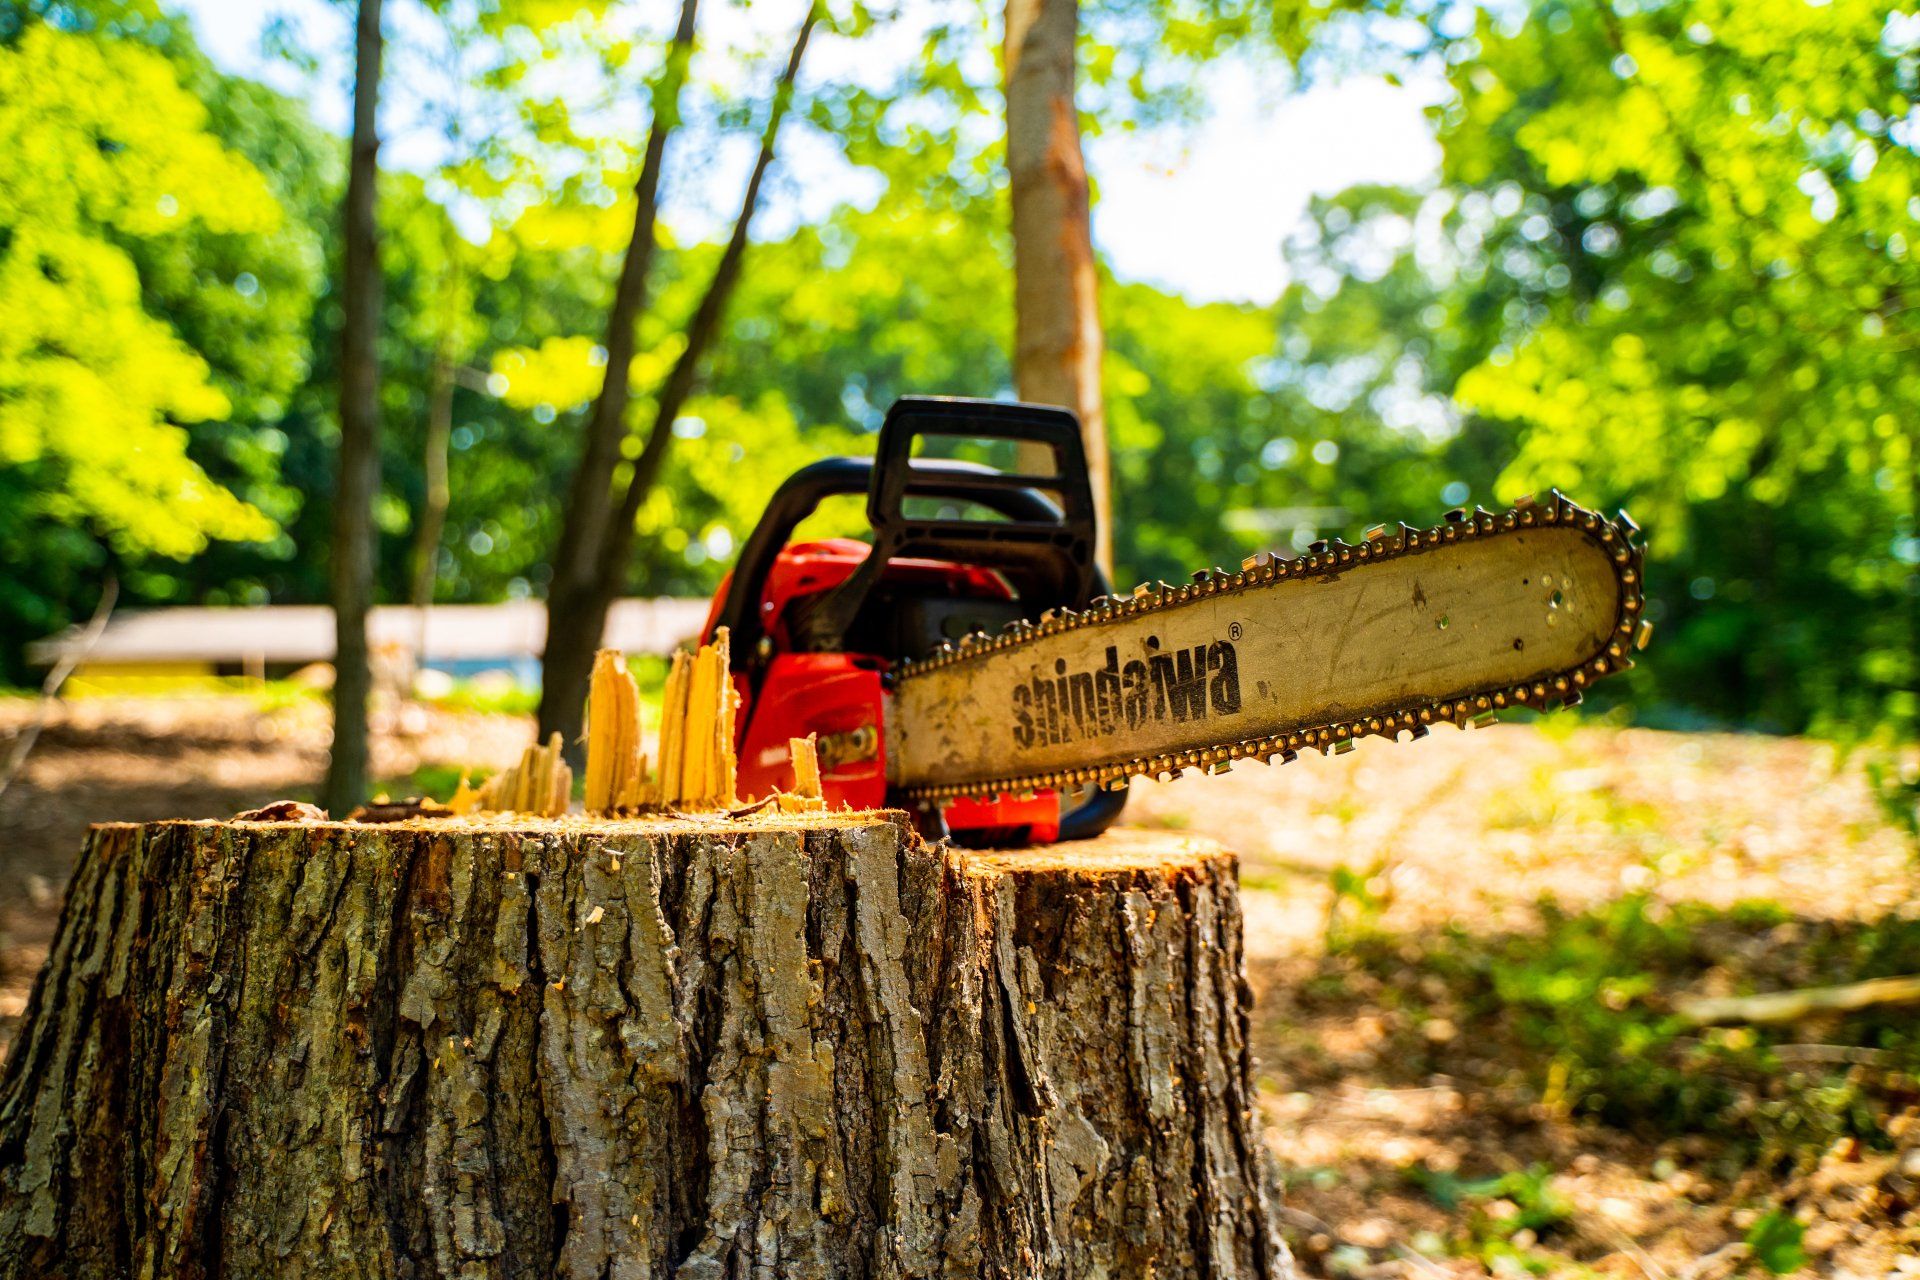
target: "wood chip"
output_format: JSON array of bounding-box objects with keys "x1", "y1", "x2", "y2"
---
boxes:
[
  {"x1": 585, "y1": 650, "x2": 621, "y2": 811},
  {"x1": 715, "y1": 628, "x2": 738, "y2": 807},
  {"x1": 657, "y1": 650, "x2": 691, "y2": 809},
  {"x1": 233, "y1": 800, "x2": 329, "y2": 823},
  {"x1": 791, "y1": 735, "x2": 824, "y2": 806},
  {"x1": 683, "y1": 643, "x2": 719, "y2": 804},
  {"x1": 474, "y1": 735, "x2": 570, "y2": 817},
  {"x1": 346, "y1": 798, "x2": 449, "y2": 824},
  {"x1": 768, "y1": 734, "x2": 827, "y2": 813}
]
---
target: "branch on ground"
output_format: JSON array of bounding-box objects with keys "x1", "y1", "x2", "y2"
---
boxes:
[{"x1": 1675, "y1": 974, "x2": 1920, "y2": 1028}]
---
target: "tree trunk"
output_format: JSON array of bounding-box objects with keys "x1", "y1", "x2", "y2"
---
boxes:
[
  {"x1": 411, "y1": 346, "x2": 455, "y2": 615},
  {"x1": 326, "y1": 0, "x2": 386, "y2": 815},
  {"x1": 0, "y1": 818, "x2": 1292, "y2": 1280},
  {"x1": 538, "y1": 6, "x2": 819, "y2": 756},
  {"x1": 539, "y1": 0, "x2": 700, "y2": 721},
  {"x1": 404, "y1": 339, "x2": 455, "y2": 689},
  {"x1": 1004, "y1": 0, "x2": 1111, "y2": 575}
]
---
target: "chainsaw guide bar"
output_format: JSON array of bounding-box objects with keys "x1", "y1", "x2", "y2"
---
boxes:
[{"x1": 886, "y1": 491, "x2": 1648, "y2": 803}]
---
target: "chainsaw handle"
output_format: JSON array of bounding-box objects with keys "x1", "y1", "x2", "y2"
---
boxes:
[
  {"x1": 789, "y1": 398, "x2": 1099, "y2": 655},
  {"x1": 713, "y1": 453, "x2": 1071, "y2": 667}
]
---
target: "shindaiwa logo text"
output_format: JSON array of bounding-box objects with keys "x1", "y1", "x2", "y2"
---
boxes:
[{"x1": 1011, "y1": 641, "x2": 1242, "y2": 749}]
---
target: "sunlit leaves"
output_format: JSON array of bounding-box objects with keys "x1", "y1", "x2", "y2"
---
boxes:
[
  {"x1": 490, "y1": 335, "x2": 610, "y2": 412},
  {"x1": 635, "y1": 392, "x2": 868, "y2": 558},
  {"x1": 0, "y1": 25, "x2": 280, "y2": 561},
  {"x1": 1454, "y1": 0, "x2": 1917, "y2": 510},
  {"x1": 1359, "y1": 0, "x2": 1920, "y2": 732},
  {"x1": 2, "y1": 28, "x2": 274, "y2": 236}
]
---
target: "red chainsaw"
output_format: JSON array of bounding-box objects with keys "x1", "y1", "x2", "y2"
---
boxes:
[{"x1": 700, "y1": 396, "x2": 1647, "y2": 847}]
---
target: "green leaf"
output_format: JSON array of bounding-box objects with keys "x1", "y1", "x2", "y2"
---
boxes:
[{"x1": 1745, "y1": 1209, "x2": 1806, "y2": 1275}]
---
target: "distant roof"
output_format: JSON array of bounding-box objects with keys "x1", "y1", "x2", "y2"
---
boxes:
[{"x1": 26, "y1": 598, "x2": 710, "y2": 668}]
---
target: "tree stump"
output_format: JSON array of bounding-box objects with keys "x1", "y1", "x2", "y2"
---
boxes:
[{"x1": 0, "y1": 814, "x2": 1291, "y2": 1279}]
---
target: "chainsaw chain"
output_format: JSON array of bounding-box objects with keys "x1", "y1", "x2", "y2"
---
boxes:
[{"x1": 891, "y1": 490, "x2": 1650, "y2": 803}]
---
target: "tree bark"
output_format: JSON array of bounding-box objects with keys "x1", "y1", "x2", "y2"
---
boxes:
[
  {"x1": 1004, "y1": 0, "x2": 1111, "y2": 575},
  {"x1": 538, "y1": 6, "x2": 819, "y2": 755},
  {"x1": 326, "y1": 0, "x2": 386, "y2": 815},
  {"x1": 0, "y1": 818, "x2": 1292, "y2": 1280}
]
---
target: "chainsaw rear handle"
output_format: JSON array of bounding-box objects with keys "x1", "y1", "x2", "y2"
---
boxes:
[
  {"x1": 793, "y1": 398, "x2": 1099, "y2": 655},
  {"x1": 712, "y1": 454, "x2": 1075, "y2": 670},
  {"x1": 715, "y1": 397, "x2": 1102, "y2": 668}
]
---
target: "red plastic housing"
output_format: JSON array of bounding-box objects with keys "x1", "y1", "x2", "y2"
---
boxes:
[{"x1": 702, "y1": 537, "x2": 1060, "y2": 841}]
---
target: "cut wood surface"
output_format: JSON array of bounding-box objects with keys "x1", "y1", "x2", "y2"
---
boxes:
[{"x1": 0, "y1": 815, "x2": 1292, "y2": 1280}]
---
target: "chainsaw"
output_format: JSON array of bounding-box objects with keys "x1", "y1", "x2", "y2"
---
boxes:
[{"x1": 701, "y1": 396, "x2": 1647, "y2": 846}]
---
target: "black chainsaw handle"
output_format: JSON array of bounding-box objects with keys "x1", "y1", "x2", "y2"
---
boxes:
[
  {"x1": 795, "y1": 397, "x2": 1098, "y2": 654},
  {"x1": 711, "y1": 453, "x2": 1070, "y2": 665}
]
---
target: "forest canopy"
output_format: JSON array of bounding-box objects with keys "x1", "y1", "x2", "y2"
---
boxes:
[{"x1": 0, "y1": 0, "x2": 1913, "y2": 741}]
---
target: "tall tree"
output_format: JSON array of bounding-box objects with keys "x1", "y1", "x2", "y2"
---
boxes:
[
  {"x1": 537, "y1": 2, "x2": 819, "y2": 752},
  {"x1": 407, "y1": 29, "x2": 479, "y2": 619},
  {"x1": 324, "y1": 0, "x2": 386, "y2": 814},
  {"x1": 533, "y1": 0, "x2": 701, "y2": 750},
  {"x1": 411, "y1": 289, "x2": 457, "y2": 613},
  {"x1": 1004, "y1": 0, "x2": 1110, "y2": 573}
]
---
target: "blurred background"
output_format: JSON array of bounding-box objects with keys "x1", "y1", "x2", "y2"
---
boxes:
[{"x1": 1, "y1": 0, "x2": 1917, "y2": 1273}]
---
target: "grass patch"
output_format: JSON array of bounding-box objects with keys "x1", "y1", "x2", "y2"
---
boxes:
[
  {"x1": 1239, "y1": 869, "x2": 1303, "y2": 894},
  {"x1": 374, "y1": 762, "x2": 481, "y2": 803},
  {"x1": 59, "y1": 674, "x2": 325, "y2": 711},
  {"x1": 413, "y1": 655, "x2": 672, "y2": 720},
  {"x1": 414, "y1": 678, "x2": 539, "y2": 718},
  {"x1": 1135, "y1": 809, "x2": 1193, "y2": 831},
  {"x1": 1407, "y1": 1163, "x2": 1582, "y2": 1274}
]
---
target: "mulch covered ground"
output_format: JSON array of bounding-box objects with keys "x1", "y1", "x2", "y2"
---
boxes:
[{"x1": 1129, "y1": 721, "x2": 1919, "y2": 1278}]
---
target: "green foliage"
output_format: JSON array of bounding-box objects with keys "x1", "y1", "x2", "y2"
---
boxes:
[
  {"x1": 0, "y1": 7, "x2": 332, "y2": 674},
  {"x1": 1408, "y1": 1164, "x2": 1575, "y2": 1270},
  {"x1": 0, "y1": 0, "x2": 1910, "y2": 755},
  {"x1": 1324, "y1": 859, "x2": 1393, "y2": 951},
  {"x1": 376, "y1": 761, "x2": 478, "y2": 804},
  {"x1": 1282, "y1": 0, "x2": 1920, "y2": 735},
  {"x1": 59, "y1": 673, "x2": 322, "y2": 709},
  {"x1": 415, "y1": 676, "x2": 542, "y2": 718},
  {"x1": 0, "y1": 25, "x2": 279, "y2": 566},
  {"x1": 1745, "y1": 1208, "x2": 1807, "y2": 1275},
  {"x1": 1863, "y1": 751, "x2": 1920, "y2": 849}
]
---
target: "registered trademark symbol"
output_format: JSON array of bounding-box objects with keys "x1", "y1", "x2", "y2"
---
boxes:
[{"x1": 1228, "y1": 621, "x2": 1243, "y2": 641}]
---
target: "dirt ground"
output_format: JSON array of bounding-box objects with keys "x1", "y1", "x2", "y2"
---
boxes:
[{"x1": 2, "y1": 694, "x2": 1915, "y2": 1277}]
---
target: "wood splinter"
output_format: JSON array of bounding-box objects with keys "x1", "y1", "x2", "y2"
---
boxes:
[
  {"x1": 585, "y1": 649, "x2": 649, "y2": 810},
  {"x1": 464, "y1": 732, "x2": 571, "y2": 817},
  {"x1": 585, "y1": 629, "x2": 740, "y2": 815},
  {"x1": 776, "y1": 734, "x2": 826, "y2": 812}
]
